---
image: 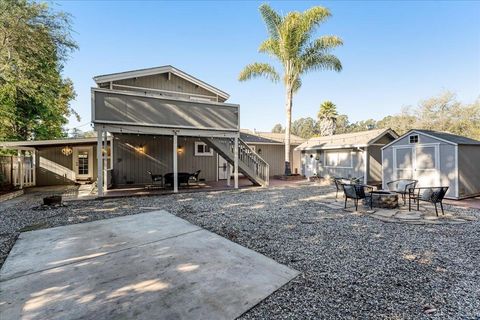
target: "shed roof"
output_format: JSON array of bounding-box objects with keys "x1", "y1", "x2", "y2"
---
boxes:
[
  {"x1": 413, "y1": 130, "x2": 480, "y2": 145},
  {"x1": 240, "y1": 130, "x2": 305, "y2": 145},
  {"x1": 295, "y1": 128, "x2": 397, "y2": 151},
  {"x1": 93, "y1": 65, "x2": 230, "y2": 100}
]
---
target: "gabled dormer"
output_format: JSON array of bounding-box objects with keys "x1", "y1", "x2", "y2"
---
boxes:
[{"x1": 93, "y1": 65, "x2": 229, "y2": 103}]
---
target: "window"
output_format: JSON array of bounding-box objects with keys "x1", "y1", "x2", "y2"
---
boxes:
[
  {"x1": 409, "y1": 135, "x2": 419, "y2": 144},
  {"x1": 325, "y1": 150, "x2": 352, "y2": 168},
  {"x1": 194, "y1": 142, "x2": 213, "y2": 156}
]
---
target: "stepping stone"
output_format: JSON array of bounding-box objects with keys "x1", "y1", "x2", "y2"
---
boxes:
[
  {"x1": 373, "y1": 209, "x2": 397, "y2": 218},
  {"x1": 423, "y1": 216, "x2": 439, "y2": 220},
  {"x1": 395, "y1": 212, "x2": 422, "y2": 220}
]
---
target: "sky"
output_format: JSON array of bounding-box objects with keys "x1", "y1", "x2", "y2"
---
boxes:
[{"x1": 55, "y1": 0, "x2": 480, "y2": 133}]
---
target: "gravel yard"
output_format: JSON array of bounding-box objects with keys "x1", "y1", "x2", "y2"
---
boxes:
[{"x1": 1, "y1": 184, "x2": 479, "y2": 319}]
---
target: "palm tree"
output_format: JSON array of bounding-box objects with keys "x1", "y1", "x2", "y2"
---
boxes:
[
  {"x1": 318, "y1": 100, "x2": 338, "y2": 136},
  {"x1": 239, "y1": 4, "x2": 342, "y2": 175}
]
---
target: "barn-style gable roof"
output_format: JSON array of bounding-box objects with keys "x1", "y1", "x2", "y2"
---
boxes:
[{"x1": 93, "y1": 65, "x2": 230, "y2": 100}]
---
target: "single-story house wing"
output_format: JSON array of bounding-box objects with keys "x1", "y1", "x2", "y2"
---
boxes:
[
  {"x1": 295, "y1": 128, "x2": 398, "y2": 184},
  {"x1": 382, "y1": 129, "x2": 480, "y2": 199}
]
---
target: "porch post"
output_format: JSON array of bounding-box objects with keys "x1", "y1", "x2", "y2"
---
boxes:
[
  {"x1": 97, "y1": 127, "x2": 104, "y2": 197},
  {"x1": 103, "y1": 130, "x2": 108, "y2": 191},
  {"x1": 173, "y1": 131, "x2": 178, "y2": 193},
  {"x1": 18, "y1": 150, "x2": 23, "y2": 189},
  {"x1": 227, "y1": 164, "x2": 231, "y2": 186},
  {"x1": 234, "y1": 137, "x2": 239, "y2": 189},
  {"x1": 363, "y1": 147, "x2": 368, "y2": 184},
  {"x1": 32, "y1": 149, "x2": 36, "y2": 187}
]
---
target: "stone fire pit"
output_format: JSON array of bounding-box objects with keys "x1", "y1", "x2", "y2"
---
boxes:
[{"x1": 367, "y1": 191, "x2": 399, "y2": 209}]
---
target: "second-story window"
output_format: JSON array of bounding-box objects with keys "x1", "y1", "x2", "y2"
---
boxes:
[
  {"x1": 409, "y1": 135, "x2": 419, "y2": 144},
  {"x1": 195, "y1": 142, "x2": 213, "y2": 156}
]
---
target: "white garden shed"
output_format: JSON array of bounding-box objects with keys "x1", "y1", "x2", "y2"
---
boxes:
[{"x1": 382, "y1": 129, "x2": 480, "y2": 200}]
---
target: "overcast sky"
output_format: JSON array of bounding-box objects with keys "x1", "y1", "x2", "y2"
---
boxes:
[{"x1": 57, "y1": 1, "x2": 480, "y2": 133}]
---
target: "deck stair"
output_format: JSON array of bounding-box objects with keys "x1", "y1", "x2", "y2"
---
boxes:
[{"x1": 202, "y1": 137, "x2": 269, "y2": 187}]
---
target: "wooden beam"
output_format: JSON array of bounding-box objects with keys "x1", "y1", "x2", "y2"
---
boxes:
[
  {"x1": 173, "y1": 132, "x2": 178, "y2": 193},
  {"x1": 97, "y1": 127, "x2": 103, "y2": 196}
]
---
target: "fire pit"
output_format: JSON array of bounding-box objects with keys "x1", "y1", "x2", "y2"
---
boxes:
[
  {"x1": 367, "y1": 191, "x2": 399, "y2": 209},
  {"x1": 43, "y1": 195, "x2": 62, "y2": 206}
]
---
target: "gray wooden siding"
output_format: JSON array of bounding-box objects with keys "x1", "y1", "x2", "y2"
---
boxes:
[
  {"x1": 367, "y1": 146, "x2": 383, "y2": 183},
  {"x1": 35, "y1": 144, "x2": 98, "y2": 186},
  {"x1": 301, "y1": 149, "x2": 365, "y2": 179},
  {"x1": 112, "y1": 134, "x2": 217, "y2": 185},
  {"x1": 246, "y1": 144, "x2": 300, "y2": 176},
  {"x1": 93, "y1": 90, "x2": 239, "y2": 131},
  {"x1": 458, "y1": 145, "x2": 480, "y2": 198},
  {"x1": 112, "y1": 73, "x2": 226, "y2": 102}
]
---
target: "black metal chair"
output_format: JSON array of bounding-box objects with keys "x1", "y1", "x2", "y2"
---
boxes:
[
  {"x1": 190, "y1": 170, "x2": 201, "y2": 183},
  {"x1": 408, "y1": 186, "x2": 449, "y2": 216},
  {"x1": 386, "y1": 179, "x2": 418, "y2": 205},
  {"x1": 147, "y1": 171, "x2": 163, "y2": 186},
  {"x1": 342, "y1": 184, "x2": 373, "y2": 211},
  {"x1": 333, "y1": 177, "x2": 346, "y2": 199}
]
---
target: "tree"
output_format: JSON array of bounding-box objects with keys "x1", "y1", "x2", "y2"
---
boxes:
[
  {"x1": 291, "y1": 117, "x2": 318, "y2": 139},
  {"x1": 271, "y1": 123, "x2": 284, "y2": 133},
  {"x1": 317, "y1": 100, "x2": 338, "y2": 136},
  {"x1": 239, "y1": 4, "x2": 342, "y2": 174},
  {"x1": 0, "y1": 0, "x2": 78, "y2": 141}
]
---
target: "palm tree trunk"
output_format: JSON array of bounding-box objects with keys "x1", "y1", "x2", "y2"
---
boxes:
[{"x1": 284, "y1": 83, "x2": 293, "y2": 175}]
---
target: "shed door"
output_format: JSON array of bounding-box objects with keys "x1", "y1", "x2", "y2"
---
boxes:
[
  {"x1": 394, "y1": 147, "x2": 414, "y2": 179},
  {"x1": 414, "y1": 145, "x2": 440, "y2": 187},
  {"x1": 394, "y1": 145, "x2": 440, "y2": 186}
]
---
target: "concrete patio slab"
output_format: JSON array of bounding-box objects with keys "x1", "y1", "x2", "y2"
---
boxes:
[
  {"x1": 1, "y1": 211, "x2": 202, "y2": 281},
  {"x1": 0, "y1": 211, "x2": 299, "y2": 320}
]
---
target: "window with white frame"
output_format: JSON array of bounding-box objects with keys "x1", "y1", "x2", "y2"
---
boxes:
[
  {"x1": 325, "y1": 150, "x2": 353, "y2": 168},
  {"x1": 194, "y1": 142, "x2": 213, "y2": 156},
  {"x1": 409, "y1": 135, "x2": 419, "y2": 144}
]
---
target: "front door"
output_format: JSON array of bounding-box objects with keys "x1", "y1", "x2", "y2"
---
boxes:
[
  {"x1": 394, "y1": 145, "x2": 439, "y2": 186},
  {"x1": 73, "y1": 146, "x2": 94, "y2": 181},
  {"x1": 218, "y1": 155, "x2": 229, "y2": 180}
]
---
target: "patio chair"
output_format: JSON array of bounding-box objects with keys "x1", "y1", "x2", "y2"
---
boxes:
[
  {"x1": 333, "y1": 177, "x2": 346, "y2": 199},
  {"x1": 386, "y1": 179, "x2": 418, "y2": 205},
  {"x1": 147, "y1": 171, "x2": 163, "y2": 186},
  {"x1": 189, "y1": 170, "x2": 201, "y2": 183},
  {"x1": 408, "y1": 186, "x2": 449, "y2": 216},
  {"x1": 342, "y1": 184, "x2": 373, "y2": 211}
]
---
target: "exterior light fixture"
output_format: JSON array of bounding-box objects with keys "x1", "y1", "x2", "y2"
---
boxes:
[
  {"x1": 177, "y1": 145, "x2": 184, "y2": 154},
  {"x1": 135, "y1": 145, "x2": 145, "y2": 153},
  {"x1": 61, "y1": 146, "x2": 73, "y2": 156}
]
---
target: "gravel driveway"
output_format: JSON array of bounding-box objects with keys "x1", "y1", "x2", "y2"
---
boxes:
[{"x1": 1, "y1": 184, "x2": 479, "y2": 319}]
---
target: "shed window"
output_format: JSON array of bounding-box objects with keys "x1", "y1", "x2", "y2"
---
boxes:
[
  {"x1": 194, "y1": 142, "x2": 213, "y2": 156},
  {"x1": 409, "y1": 135, "x2": 419, "y2": 144},
  {"x1": 325, "y1": 150, "x2": 352, "y2": 168}
]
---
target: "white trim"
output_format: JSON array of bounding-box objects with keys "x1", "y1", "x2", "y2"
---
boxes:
[
  {"x1": 93, "y1": 65, "x2": 230, "y2": 100},
  {"x1": 454, "y1": 145, "x2": 459, "y2": 198},
  {"x1": 363, "y1": 147, "x2": 368, "y2": 183},
  {"x1": 0, "y1": 137, "x2": 111, "y2": 148},
  {"x1": 194, "y1": 141, "x2": 214, "y2": 156},
  {"x1": 94, "y1": 124, "x2": 240, "y2": 139},
  {"x1": 96, "y1": 128, "x2": 103, "y2": 197},
  {"x1": 408, "y1": 134, "x2": 419, "y2": 144},
  {"x1": 382, "y1": 130, "x2": 457, "y2": 150},
  {"x1": 72, "y1": 146, "x2": 94, "y2": 180},
  {"x1": 173, "y1": 132, "x2": 178, "y2": 193},
  {"x1": 234, "y1": 137, "x2": 239, "y2": 189},
  {"x1": 324, "y1": 150, "x2": 354, "y2": 168}
]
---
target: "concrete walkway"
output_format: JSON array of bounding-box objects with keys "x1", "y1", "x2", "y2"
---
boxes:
[{"x1": 0, "y1": 211, "x2": 298, "y2": 320}]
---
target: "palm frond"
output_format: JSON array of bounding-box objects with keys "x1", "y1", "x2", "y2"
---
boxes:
[
  {"x1": 238, "y1": 62, "x2": 280, "y2": 82},
  {"x1": 292, "y1": 77, "x2": 302, "y2": 93},
  {"x1": 301, "y1": 53, "x2": 342, "y2": 73},
  {"x1": 259, "y1": 39, "x2": 280, "y2": 57},
  {"x1": 259, "y1": 3, "x2": 282, "y2": 39}
]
